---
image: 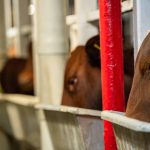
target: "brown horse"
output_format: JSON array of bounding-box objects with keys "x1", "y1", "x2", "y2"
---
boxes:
[
  {"x1": 0, "y1": 42, "x2": 34, "y2": 95},
  {"x1": 126, "y1": 32, "x2": 150, "y2": 122},
  {"x1": 62, "y1": 35, "x2": 134, "y2": 110},
  {"x1": 18, "y1": 42, "x2": 34, "y2": 94}
]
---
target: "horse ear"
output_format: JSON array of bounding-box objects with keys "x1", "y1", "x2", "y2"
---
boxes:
[{"x1": 85, "y1": 35, "x2": 100, "y2": 68}]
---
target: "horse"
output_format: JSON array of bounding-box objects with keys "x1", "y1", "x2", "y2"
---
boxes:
[
  {"x1": 126, "y1": 32, "x2": 150, "y2": 122},
  {"x1": 18, "y1": 42, "x2": 34, "y2": 95},
  {"x1": 62, "y1": 35, "x2": 134, "y2": 110},
  {"x1": 0, "y1": 42, "x2": 34, "y2": 95}
]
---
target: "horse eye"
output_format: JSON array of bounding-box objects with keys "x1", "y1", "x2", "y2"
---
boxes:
[
  {"x1": 68, "y1": 77, "x2": 78, "y2": 85},
  {"x1": 140, "y1": 58, "x2": 150, "y2": 76},
  {"x1": 145, "y1": 65, "x2": 150, "y2": 74},
  {"x1": 67, "y1": 77, "x2": 78, "y2": 93}
]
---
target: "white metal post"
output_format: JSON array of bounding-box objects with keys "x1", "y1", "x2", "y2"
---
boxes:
[
  {"x1": 33, "y1": 0, "x2": 68, "y2": 105},
  {"x1": 4, "y1": 0, "x2": 14, "y2": 50},
  {"x1": 0, "y1": 0, "x2": 7, "y2": 69},
  {"x1": 33, "y1": 0, "x2": 68, "y2": 149},
  {"x1": 133, "y1": 0, "x2": 150, "y2": 59},
  {"x1": 69, "y1": 0, "x2": 98, "y2": 50},
  {"x1": 75, "y1": 0, "x2": 98, "y2": 43},
  {"x1": 12, "y1": 0, "x2": 31, "y2": 57}
]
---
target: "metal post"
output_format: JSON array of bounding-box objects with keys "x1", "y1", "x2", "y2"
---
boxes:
[
  {"x1": 12, "y1": 0, "x2": 31, "y2": 56},
  {"x1": 33, "y1": 0, "x2": 68, "y2": 149},
  {"x1": 70, "y1": 0, "x2": 98, "y2": 50},
  {"x1": 133, "y1": 0, "x2": 150, "y2": 59},
  {"x1": 0, "y1": 0, "x2": 7, "y2": 69},
  {"x1": 99, "y1": 0, "x2": 125, "y2": 150},
  {"x1": 33, "y1": 0, "x2": 68, "y2": 105}
]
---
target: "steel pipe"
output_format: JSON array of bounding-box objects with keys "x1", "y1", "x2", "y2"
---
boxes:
[{"x1": 99, "y1": 0, "x2": 125, "y2": 149}]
